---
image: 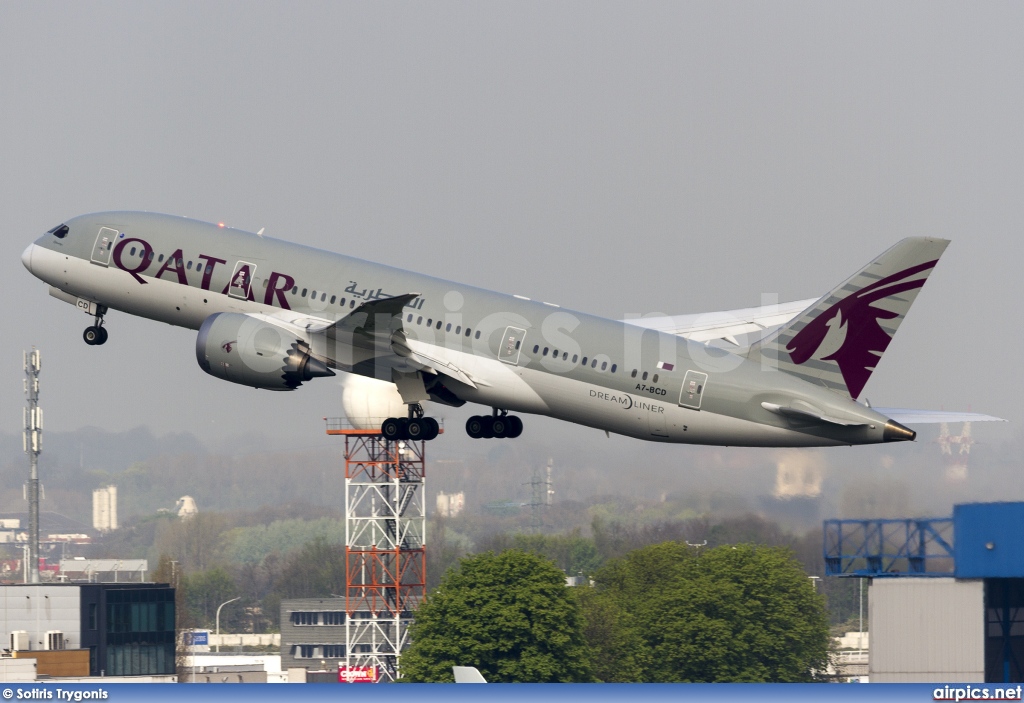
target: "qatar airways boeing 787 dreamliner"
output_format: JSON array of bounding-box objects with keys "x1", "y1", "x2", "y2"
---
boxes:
[{"x1": 22, "y1": 212, "x2": 1002, "y2": 444}]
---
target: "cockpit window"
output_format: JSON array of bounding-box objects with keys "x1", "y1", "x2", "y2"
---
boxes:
[{"x1": 47, "y1": 224, "x2": 69, "y2": 239}]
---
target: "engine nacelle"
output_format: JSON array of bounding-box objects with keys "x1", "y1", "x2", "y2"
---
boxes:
[
  {"x1": 196, "y1": 312, "x2": 334, "y2": 391},
  {"x1": 339, "y1": 373, "x2": 407, "y2": 429}
]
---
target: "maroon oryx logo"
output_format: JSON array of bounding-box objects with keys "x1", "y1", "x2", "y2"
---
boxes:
[
  {"x1": 786, "y1": 260, "x2": 937, "y2": 398},
  {"x1": 221, "y1": 340, "x2": 237, "y2": 353}
]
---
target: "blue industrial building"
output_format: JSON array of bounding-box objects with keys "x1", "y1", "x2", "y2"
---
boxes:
[{"x1": 825, "y1": 501, "x2": 1024, "y2": 683}]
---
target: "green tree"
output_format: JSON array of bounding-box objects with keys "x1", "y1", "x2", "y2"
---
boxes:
[
  {"x1": 401, "y1": 550, "x2": 593, "y2": 682},
  {"x1": 182, "y1": 567, "x2": 242, "y2": 630},
  {"x1": 587, "y1": 542, "x2": 829, "y2": 682},
  {"x1": 272, "y1": 536, "x2": 346, "y2": 600}
]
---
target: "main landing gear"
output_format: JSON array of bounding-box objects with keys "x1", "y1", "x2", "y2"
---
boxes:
[
  {"x1": 83, "y1": 306, "x2": 108, "y2": 346},
  {"x1": 466, "y1": 409, "x2": 523, "y2": 439},
  {"x1": 381, "y1": 404, "x2": 440, "y2": 442}
]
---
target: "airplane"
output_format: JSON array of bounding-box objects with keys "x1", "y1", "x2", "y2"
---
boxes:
[{"x1": 21, "y1": 212, "x2": 1003, "y2": 445}]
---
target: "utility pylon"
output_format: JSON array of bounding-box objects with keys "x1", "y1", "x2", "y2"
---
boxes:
[{"x1": 23, "y1": 349, "x2": 42, "y2": 584}]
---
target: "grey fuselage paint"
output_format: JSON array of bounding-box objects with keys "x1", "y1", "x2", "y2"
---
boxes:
[{"x1": 26, "y1": 212, "x2": 900, "y2": 447}]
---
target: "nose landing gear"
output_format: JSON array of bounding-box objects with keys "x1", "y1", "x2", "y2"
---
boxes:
[
  {"x1": 466, "y1": 409, "x2": 523, "y2": 439},
  {"x1": 83, "y1": 306, "x2": 109, "y2": 346}
]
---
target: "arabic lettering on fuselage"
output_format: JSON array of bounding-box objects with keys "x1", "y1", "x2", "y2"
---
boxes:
[{"x1": 109, "y1": 235, "x2": 427, "y2": 311}]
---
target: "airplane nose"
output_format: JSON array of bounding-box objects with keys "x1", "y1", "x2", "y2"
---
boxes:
[{"x1": 21, "y1": 244, "x2": 34, "y2": 274}]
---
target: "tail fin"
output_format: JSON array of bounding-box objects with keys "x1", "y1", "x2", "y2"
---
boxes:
[{"x1": 747, "y1": 237, "x2": 950, "y2": 399}]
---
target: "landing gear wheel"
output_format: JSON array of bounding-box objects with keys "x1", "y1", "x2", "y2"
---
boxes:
[
  {"x1": 83, "y1": 326, "x2": 102, "y2": 345},
  {"x1": 507, "y1": 416, "x2": 523, "y2": 438},
  {"x1": 381, "y1": 417, "x2": 406, "y2": 441},
  {"x1": 422, "y1": 417, "x2": 440, "y2": 441},
  {"x1": 491, "y1": 416, "x2": 508, "y2": 438},
  {"x1": 480, "y1": 416, "x2": 496, "y2": 439},
  {"x1": 406, "y1": 418, "x2": 425, "y2": 440},
  {"x1": 466, "y1": 416, "x2": 485, "y2": 439}
]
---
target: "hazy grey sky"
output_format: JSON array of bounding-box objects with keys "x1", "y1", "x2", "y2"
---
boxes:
[{"x1": 2, "y1": 2, "x2": 1021, "y2": 454}]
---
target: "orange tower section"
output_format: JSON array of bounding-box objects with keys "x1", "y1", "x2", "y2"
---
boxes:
[{"x1": 326, "y1": 419, "x2": 427, "y2": 683}]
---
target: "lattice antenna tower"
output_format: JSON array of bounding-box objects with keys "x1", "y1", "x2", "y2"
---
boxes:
[
  {"x1": 527, "y1": 459, "x2": 554, "y2": 533},
  {"x1": 23, "y1": 349, "x2": 42, "y2": 584},
  {"x1": 326, "y1": 419, "x2": 426, "y2": 683}
]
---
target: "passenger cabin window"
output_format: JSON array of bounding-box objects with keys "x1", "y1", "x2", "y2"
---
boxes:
[
  {"x1": 427, "y1": 319, "x2": 432, "y2": 326},
  {"x1": 611, "y1": 363, "x2": 617, "y2": 373},
  {"x1": 301, "y1": 288, "x2": 308, "y2": 297},
  {"x1": 446, "y1": 323, "x2": 452, "y2": 332},
  {"x1": 475, "y1": 331, "x2": 481, "y2": 339},
  {"x1": 591, "y1": 359, "x2": 598, "y2": 368},
  {"x1": 291, "y1": 286, "x2": 298, "y2": 294},
  {"x1": 331, "y1": 295, "x2": 337, "y2": 304},
  {"x1": 642, "y1": 371, "x2": 648, "y2": 381},
  {"x1": 562, "y1": 352, "x2": 567, "y2": 360},
  {"x1": 187, "y1": 261, "x2": 193, "y2": 270},
  {"x1": 601, "y1": 361, "x2": 608, "y2": 371},
  {"x1": 408, "y1": 314, "x2": 414, "y2": 322},
  {"x1": 653, "y1": 374, "x2": 659, "y2": 383},
  {"x1": 533, "y1": 345, "x2": 539, "y2": 353},
  {"x1": 572, "y1": 355, "x2": 578, "y2": 363},
  {"x1": 456, "y1": 326, "x2": 461, "y2": 334},
  {"x1": 465, "y1": 328, "x2": 472, "y2": 337},
  {"x1": 436, "y1": 321, "x2": 442, "y2": 329},
  {"x1": 543, "y1": 347, "x2": 549, "y2": 356},
  {"x1": 206, "y1": 265, "x2": 213, "y2": 274},
  {"x1": 582, "y1": 357, "x2": 588, "y2": 366},
  {"x1": 130, "y1": 247, "x2": 136, "y2": 256},
  {"x1": 148, "y1": 251, "x2": 154, "y2": 260},
  {"x1": 158, "y1": 254, "x2": 165, "y2": 262},
  {"x1": 311, "y1": 290, "x2": 317, "y2": 298},
  {"x1": 321, "y1": 293, "x2": 326, "y2": 302},
  {"x1": 417, "y1": 316, "x2": 423, "y2": 325},
  {"x1": 631, "y1": 370, "x2": 637, "y2": 378}
]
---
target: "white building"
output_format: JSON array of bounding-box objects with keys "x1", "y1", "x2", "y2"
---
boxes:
[
  {"x1": 92, "y1": 486, "x2": 118, "y2": 532},
  {"x1": 436, "y1": 491, "x2": 465, "y2": 518}
]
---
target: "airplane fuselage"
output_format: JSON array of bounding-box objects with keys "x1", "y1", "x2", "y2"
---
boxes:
[{"x1": 23, "y1": 212, "x2": 908, "y2": 447}]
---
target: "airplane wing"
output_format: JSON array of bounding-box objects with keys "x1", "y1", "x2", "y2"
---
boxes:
[
  {"x1": 622, "y1": 298, "x2": 816, "y2": 344},
  {"x1": 320, "y1": 293, "x2": 480, "y2": 390},
  {"x1": 872, "y1": 409, "x2": 1007, "y2": 424}
]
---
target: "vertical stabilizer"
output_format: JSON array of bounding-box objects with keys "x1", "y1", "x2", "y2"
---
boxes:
[{"x1": 748, "y1": 238, "x2": 949, "y2": 399}]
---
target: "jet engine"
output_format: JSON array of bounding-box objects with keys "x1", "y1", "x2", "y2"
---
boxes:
[
  {"x1": 196, "y1": 312, "x2": 334, "y2": 390},
  {"x1": 339, "y1": 372, "x2": 407, "y2": 430}
]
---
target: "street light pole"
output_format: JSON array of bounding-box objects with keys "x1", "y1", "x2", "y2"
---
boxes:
[{"x1": 215, "y1": 597, "x2": 241, "y2": 653}]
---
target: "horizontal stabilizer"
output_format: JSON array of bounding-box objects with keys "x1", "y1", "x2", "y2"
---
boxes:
[
  {"x1": 761, "y1": 402, "x2": 867, "y2": 427},
  {"x1": 873, "y1": 408, "x2": 1006, "y2": 424},
  {"x1": 623, "y1": 298, "x2": 816, "y2": 343}
]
